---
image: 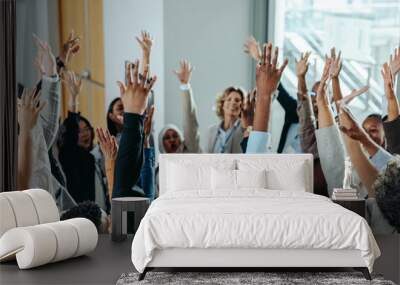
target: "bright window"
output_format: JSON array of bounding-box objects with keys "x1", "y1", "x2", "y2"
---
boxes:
[{"x1": 278, "y1": 0, "x2": 400, "y2": 116}]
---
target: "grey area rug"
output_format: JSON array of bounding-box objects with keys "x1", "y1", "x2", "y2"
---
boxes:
[{"x1": 116, "y1": 272, "x2": 396, "y2": 285}]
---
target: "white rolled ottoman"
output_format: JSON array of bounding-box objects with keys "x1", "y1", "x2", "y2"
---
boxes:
[{"x1": 0, "y1": 189, "x2": 98, "y2": 269}]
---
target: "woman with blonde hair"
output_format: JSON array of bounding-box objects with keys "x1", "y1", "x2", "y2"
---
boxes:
[{"x1": 206, "y1": 86, "x2": 246, "y2": 153}]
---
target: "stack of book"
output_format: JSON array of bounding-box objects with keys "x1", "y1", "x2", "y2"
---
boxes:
[{"x1": 332, "y1": 188, "x2": 360, "y2": 200}]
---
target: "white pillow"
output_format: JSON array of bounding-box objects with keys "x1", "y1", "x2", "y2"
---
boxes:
[
  {"x1": 236, "y1": 169, "x2": 267, "y2": 189},
  {"x1": 237, "y1": 159, "x2": 308, "y2": 191},
  {"x1": 211, "y1": 168, "x2": 236, "y2": 190},
  {"x1": 167, "y1": 162, "x2": 211, "y2": 191},
  {"x1": 266, "y1": 166, "x2": 307, "y2": 191},
  {"x1": 166, "y1": 159, "x2": 236, "y2": 192},
  {"x1": 211, "y1": 169, "x2": 268, "y2": 190}
]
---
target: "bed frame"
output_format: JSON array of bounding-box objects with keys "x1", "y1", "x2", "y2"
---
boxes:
[
  {"x1": 139, "y1": 248, "x2": 371, "y2": 280},
  {"x1": 139, "y1": 154, "x2": 372, "y2": 281}
]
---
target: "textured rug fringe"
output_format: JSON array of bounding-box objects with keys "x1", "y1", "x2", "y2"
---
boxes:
[{"x1": 116, "y1": 271, "x2": 394, "y2": 285}]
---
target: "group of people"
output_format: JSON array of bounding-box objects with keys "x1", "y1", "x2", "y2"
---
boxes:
[{"x1": 16, "y1": 30, "x2": 400, "y2": 235}]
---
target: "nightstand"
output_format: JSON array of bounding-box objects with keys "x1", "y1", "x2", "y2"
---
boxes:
[
  {"x1": 332, "y1": 199, "x2": 366, "y2": 218},
  {"x1": 111, "y1": 197, "x2": 150, "y2": 242}
]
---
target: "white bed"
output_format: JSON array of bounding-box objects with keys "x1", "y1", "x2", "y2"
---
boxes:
[{"x1": 131, "y1": 154, "x2": 380, "y2": 280}]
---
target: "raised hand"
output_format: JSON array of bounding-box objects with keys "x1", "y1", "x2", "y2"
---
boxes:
[
  {"x1": 173, "y1": 60, "x2": 193, "y2": 84},
  {"x1": 339, "y1": 105, "x2": 367, "y2": 142},
  {"x1": 339, "y1": 86, "x2": 369, "y2": 106},
  {"x1": 295, "y1": 52, "x2": 311, "y2": 77},
  {"x1": 241, "y1": 89, "x2": 256, "y2": 128},
  {"x1": 295, "y1": 52, "x2": 311, "y2": 99},
  {"x1": 315, "y1": 57, "x2": 337, "y2": 129},
  {"x1": 381, "y1": 62, "x2": 399, "y2": 121},
  {"x1": 253, "y1": 43, "x2": 288, "y2": 133},
  {"x1": 136, "y1": 31, "x2": 153, "y2": 76},
  {"x1": 64, "y1": 70, "x2": 82, "y2": 112},
  {"x1": 389, "y1": 46, "x2": 400, "y2": 76},
  {"x1": 117, "y1": 60, "x2": 157, "y2": 115},
  {"x1": 256, "y1": 43, "x2": 289, "y2": 97},
  {"x1": 96, "y1": 127, "x2": 118, "y2": 161},
  {"x1": 244, "y1": 36, "x2": 262, "y2": 61},
  {"x1": 64, "y1": 70, "x2": 82, "y2": 98},
  {"x1": 136, "y1": 30, "x2": 153, "y2": 56},
  {"x1": 328, "y1": 47, "x2": 342, "y2": 79},
  {"x1": 17, "y1": 88, "x2": 46, "y2": 191},
  {"x1": 382, "y1": 62, "x2": 396, "y2": 100},
  {"x1": 316, "y1": 57, "x2": 332, "y2": 106},
  {"x1": 59, "y1": 30, "x2": 81, "y2": 66},
  {"x1": 33, "y1": 34, "x2": 57, "y2": 77},
  {"x1": 18, "y1": 88, "x2": 46, "y2": 131}
]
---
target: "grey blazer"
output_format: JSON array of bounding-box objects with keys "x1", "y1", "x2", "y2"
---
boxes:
[{"x1": 205, "y1": 121, "x2": 244, "y2": 153}]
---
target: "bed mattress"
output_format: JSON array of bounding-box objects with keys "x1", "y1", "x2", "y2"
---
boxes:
[{"x1": 131, "y1": 190, "x2": 380, "y2": 273}]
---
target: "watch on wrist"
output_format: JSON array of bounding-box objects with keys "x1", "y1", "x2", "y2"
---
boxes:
[{"x1": 179, "y1": 83, "x2": 191, "y2": 91}]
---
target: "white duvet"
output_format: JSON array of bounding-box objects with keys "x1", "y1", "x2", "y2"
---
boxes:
[{"x1": 131, "y1": 190, "x2": 380, "y2": 273}]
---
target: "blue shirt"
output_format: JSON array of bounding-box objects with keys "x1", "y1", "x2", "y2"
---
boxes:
[
  {"x1": 212, "y1": 119, "x2": 241, "y2": 153},
  {"x1": 246, "y1": 131, "x2": 272, "y2": 154},
  {"x1": 370, "y1": 148, "x2": 393, "y2": 171}
]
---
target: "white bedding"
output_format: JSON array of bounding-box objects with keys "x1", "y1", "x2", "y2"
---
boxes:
[{"x1": 131, "y1": 190, "x2": 380, "y2": 273}]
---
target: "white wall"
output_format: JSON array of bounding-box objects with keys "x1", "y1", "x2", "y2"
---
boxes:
[
  {"x1": 103, "y1": 0, "x2": 165, "y2": 140},
  {"x1": 16, "y1": 0, "x2": 59, "y2": 87},
  {"x1": 103, "y1": 0, "x2": 254, "y2": 151},
  {"x1": 163, "y1": 0, "x2": 253, "y2": 149}
]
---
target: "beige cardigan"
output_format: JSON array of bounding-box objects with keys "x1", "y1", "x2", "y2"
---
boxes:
[
  {"x1": 181, "y1": 88, "x2": 202, "y2": 153},
  {"x1": 29, "y1": 76, "x2": 76, "y2": 211}
]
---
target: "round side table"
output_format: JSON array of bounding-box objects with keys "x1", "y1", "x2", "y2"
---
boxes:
[{"x1": 111, "y1": 197, "x2": 150, "y2": 242}]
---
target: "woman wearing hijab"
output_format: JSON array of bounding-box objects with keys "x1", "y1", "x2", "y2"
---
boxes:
[{"x1": 158, "y1": 60, "x2": 202, "y2": 154}]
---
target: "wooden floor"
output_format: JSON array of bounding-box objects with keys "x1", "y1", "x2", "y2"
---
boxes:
[
  {"x1": 373, "y1": 234, "x2": 400, "y2": 284},
  {"x1": 0, "y1": 235, "x2": 134, "y2": 285},
  {"x1": 1, "y1": 234, "x2": 398, "y2": 285}
]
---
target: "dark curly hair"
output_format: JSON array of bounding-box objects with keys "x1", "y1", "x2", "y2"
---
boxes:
[
  {"x1": 373, "y1": 156, "x2": 400, "y2": 233},
  {"x1": 60, "y1": 201, "x2": 102, "y2": 231}
]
